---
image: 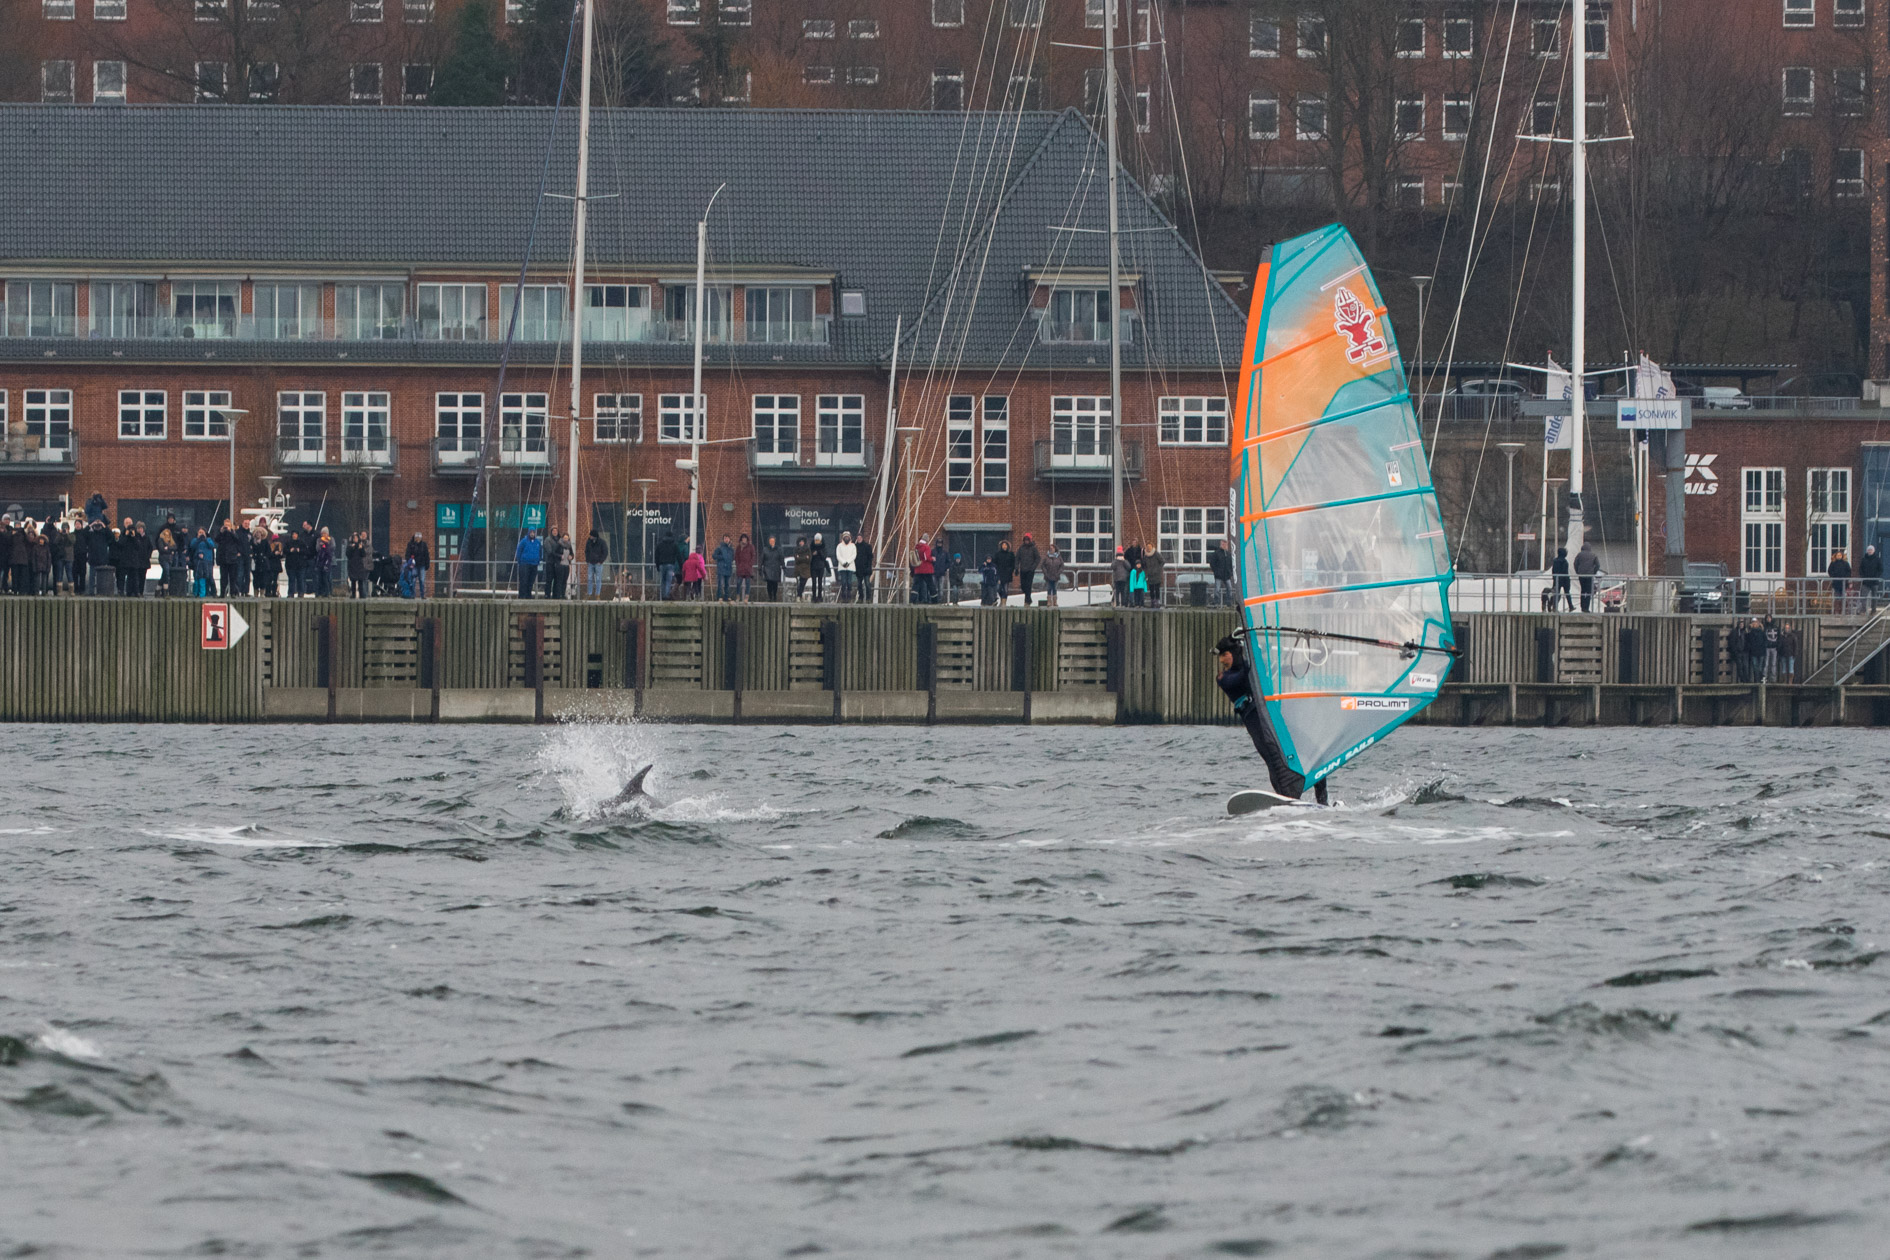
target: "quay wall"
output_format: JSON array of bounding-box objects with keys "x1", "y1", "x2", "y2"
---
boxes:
[{"x1": 0, "y1": 601, "x2": 1882, "y2": 726}]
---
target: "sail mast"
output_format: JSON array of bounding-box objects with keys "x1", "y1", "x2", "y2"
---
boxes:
[
  {"x1": 1564, "y1": 0, "x2": 1586, "y2": 556},
  {"x1": 1104, "y1": 0, "x2": 1124, "y2": 553},
  {"x1": 566, "y1": 0, "x2": 594, "y2": 545}
]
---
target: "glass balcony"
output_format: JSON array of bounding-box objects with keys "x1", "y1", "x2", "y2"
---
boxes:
[
  {"x1": 1034, "y1": 439, "x2": 1143, "y2": 481},
  {"x1": 0, "y1": 430, "x2": 78, "y2": 474},
  {"x1": 39, "y1": 312, "x2": 834, "y2": 346}
]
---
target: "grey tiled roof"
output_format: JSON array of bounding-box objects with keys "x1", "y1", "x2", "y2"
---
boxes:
[{"x1": 0, "y1": 104, "x2": 1243, "y2": 372}]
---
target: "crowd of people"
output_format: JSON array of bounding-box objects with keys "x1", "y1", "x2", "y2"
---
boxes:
[{"x1": 1730, "y1": 616, "x2": 1802, "y2": 683}]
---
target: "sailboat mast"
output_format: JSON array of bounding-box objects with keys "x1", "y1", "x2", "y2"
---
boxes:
[
  {"x1": 1104, "y1": 0, "x2": 1125, "y2": 552},
  {"x1": 1564, "y1": 0, "x2": 1586, "y2": 556},
  {"x1": 566, "y1": 0, "x2": 594, "y2": 545}
]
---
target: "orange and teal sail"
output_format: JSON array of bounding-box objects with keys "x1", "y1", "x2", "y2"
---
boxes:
[{"x1": 1231, "y1": 224, "x2": 1456, "y2": 784}]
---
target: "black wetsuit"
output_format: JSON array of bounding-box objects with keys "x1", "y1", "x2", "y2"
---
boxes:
[{"x1": 1218, "y1": 653, "x2": 1326, "y2": 802}]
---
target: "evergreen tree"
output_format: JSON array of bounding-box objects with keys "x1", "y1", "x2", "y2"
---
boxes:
[
  {"x1": 514, "y1": 0, "x2": 672, "y2": 108},
  {"x1": 430, "y1": 0, "x2": 509, "y2": 106}
]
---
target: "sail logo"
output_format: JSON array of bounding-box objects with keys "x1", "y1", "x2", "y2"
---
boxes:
[
  {"x1": 1341, "y1": 696, "x2": 1410, "y2": 711},
  {"x1": 1684, "y1": 453, "x2": 1718, "y2": 496},
  {"x1": 1332, "y1": 287, "x2": 1388, "y2": 365}
]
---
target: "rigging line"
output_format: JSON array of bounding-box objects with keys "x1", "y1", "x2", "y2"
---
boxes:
[{"x1": 454, "y1": 0, "x2": 580, "y2": 596}]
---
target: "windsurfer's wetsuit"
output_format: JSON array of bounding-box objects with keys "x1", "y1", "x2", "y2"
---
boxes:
[{"x1": 1217, "y1": 646, "x2": 1327, "y2": 803}]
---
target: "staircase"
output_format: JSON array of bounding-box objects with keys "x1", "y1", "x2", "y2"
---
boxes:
[
  {"x1": 363, "y1": 607, "x2": 419, "y2": 686},
  {"x1": 1556, "y1": 617, "x2": 1604, "y2": 684},
  {"x1": 1056, "y1": 614, "x2": 1110, "y2": 689},
  {"x1": 788, "y1": 611, "x2": 827, "y2": 689},
  {"x1": 1803, "y1": 610, "x2": 1890, "y2": 685},
  {"x1": 507, "y1": 610, "x2": 564, "y2": 687},
  {"x1": 647, "y1": 607, "x2": 703, "y2": 688}
]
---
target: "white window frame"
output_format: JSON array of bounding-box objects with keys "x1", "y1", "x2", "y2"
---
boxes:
[
  {"x1": 171, "y1": 280, "x2": 238, "y2": 338},
  {"x1": 1248, "y1": 95, "x2": 1280, "y2": 140},
  {"x1": 434, "y1": 392, "x2": 482, "y2": 463},
  {"x1": 342, "y1": 390, "x2": 393, "y2": 462},
  {"x1": 816, "y1": 394, "x2": 866, "y2": 468},
  {"x1": 1397, "y1": 180, "x2": 1426, "y2": 210},
  {"x1": 932, "y1": 0, "x2": 964, "y2": 25},
  {"x1": 94, "y1": 60, "x2": 127, "y2": 102},
  {"x1": 1008, "y1": 0, "x2": 1042, "y2": 27},
  {"x1": 1442, "y1": 15, "x2": 1473, "y2": 57},
  {"x1": 42, "y1": 60, "x2": 76, "y2": 103},
  {"x1": 1159, "y1": 506, "x2": 1230, "y2": 568},
  {"x1": 1585, "y1": 10, "x2": 1607, "y2": 57},
  {"x1": 335, "y1": 282, "x2": 404, "y2": 340},
  {"x1": 24, "y1": 390, "x2": 72, "y2": 453},
  {"x1": 580, "y1": 282, "x2": 646, "y2": 341},
  {"x1": 90, "y1": 280, "x2": 154, "y2": 337},
  {"x1": 1249, "y1": 13, "x2": 1279, "y2": 56},
  {"x1": 253, "y1": 281, "x2": 320, "y2": 340},
  {"x1": 402, "y1": 62, "x2": 432, "y2": 102},
  {"x1": 182, "y1": 389, "x2": 232, "y2": 440},
  {"x1": 5, "y1": 280, "x2": 76, "y2": 337},
  {"x1": 498, "y1": 392, "x2": 548, "y2": 464},
  {"x1": 932, "y1": 70, "x2": 964, "y2": 110},
  {"x1": 667, "y1": 0, "x2": 698, "y2": 24},
  {"x1": 1585, "y1": 95, "x2": 1608, "y2": 137},
  {"x1": 1396, "y1": 15, "x2": 1424, "y2": 57},
  {"x1": 44, "y1": 0, "x2": 75, "y2": 17},
  {"x1": 94, "y1": 0, "x2": 126, "y2": 15},
  {"x1": 278, "y1": 391, "x2": 325, "y2": 462},
  {"x1": 845, "y1": 66, "x2": 879, "y2": 86},
  {"x1": 980, "y1": 396, "x2": 1008, "y2": 495},
  {"x1": 594, "y1": 393, "x2": 641, "y2": 444},
  {"x1": 1783, "y1": 66, "x2": 1813, "y2": 114},
  {"x1": 804, "y1": 65, "x2": 835, "y2": 85},
  {"x1": 1742, "y1": 466, "x2": 1786, "y2": 581},
  {"x1": 1808, "y1": 467, "x2": 1851, "y2": 575},
  {"x1": 1532, "y1": 17, "x2": 1561, "y2": 56},
  {"x1": 349, "y1": 62, "x2": 382, "y2": 104},
  {"x1": 1836, "y1": 148, "x2": 1866, "y2": 197},
  {"x1": 751, "y1": 394, "x2": 801, "y2": 466},
  {"x1": 1134, "y1": 86, "x2": 1150, "y2": 132},
  {"x1": 1441, "y1": 181, "x2": 1464, "y2": 207},
  {"x1": 1783, "y1": 0, "x2": 1813, "y2": 26},
  {"x1": 1533, "y1": 95, "x2": 1559, "y2": 136},
  {"x1": 1052, "y1": 505, "x2": 1114, "y2": 568},
  {"x1": 1051, "y1": 396, "x2": 1112, "y2": 468},
  {"x1": 946, "y1": 394, "x2": 975, "y2": 495},
  {"x1": 1835, "y1": 0, "x2": 1863, "y2": 26},
  {"x1": 351, "y1": 0, "x2": 381, "y2": 17},
  {"x1": 746, "y1": 286, "x2": 817, "y2": 344},
  {"x1": 119, "y1": 389, "x2": 166, "y2": 440},
  {"x1": 1395, "y1": 96, "x2": 1425, "y2": 141},
  {"x1": 849, "y1": 18, "x2": 878, "y2": 38},
  {"x1": 1833, "y1": 67, "x2": 1865, "y2": 116},
  {"x1": 1297, "y1": 13, "x2": 1325, "y2": 56},
  {"x1": 659, "y1": 393, "x2": 705, "y2": 444},
  {"x1": 1159, "y1": 396, "x2": 1228, "y2": 446},
  {"x1": 1296, "y1": 97, "x2": 1327, "y2": 141},
  {"x1": 1442, "y1": 95, "x2": 1472, "y2": 141},
  {"x1": 802, "y1": 17, "x2": 834, "y2": 37},
  {"x1": 417, "y1": 282, "x2": 487, "y2": 341},
  {"x1": 405, "y1": 0, "x2": 432, "y2": 20},
  {"x1": 248, "y1": 61, "x2": 280, "y2": 100},
  {"x1": 499, "y1": 283, "x2": 569, "y2": 342}
]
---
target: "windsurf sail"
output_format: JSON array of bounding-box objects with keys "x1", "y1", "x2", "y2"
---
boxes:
[{"x1": 1230, "y1": 224, "x2": 1456, "y2": 785}]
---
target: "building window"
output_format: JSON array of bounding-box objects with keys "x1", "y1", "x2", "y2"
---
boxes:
[
  {"x1": 804, "y1": 65, "x2": 834, "y2": 85},
  {"x1": 840, "y1": 290, "x2": 866, "y2": 316},
  {"x1": 417, "y1": 283, "x2": 487, "y2": 341},
  {"x1": 1159, "y1": 506, "x2": 1230, "y2": 567},
  {"x1": 594, "y1": 393, "x2": 641, "y2": 444},
  {"x1": 1008, "y1": 73, "x2": 1044, "y2": 108},
  {"x1": 1833, "y1": 68, "x2": 1865, "y2": 116},
  {"x1": 435, "y1": 392, "x2": 482, "y2": 456},
  {"x1": 1442, "y1": 181, "x2": 1464, "y2": 207},
  {"x1": 248, "y1": 62, "x2": 280, "y2": 101},
  {"x1": 1248, "y1": 13, "x2": 1280, "y2": 55},
  {"x1": 1835, "y1": 148, "x2": 1866, "y2": 197},
  {"x1": 42, "y1": 61, "x2": 76, "y2": 103},
  {"x1": 403, "y1": 63, "x2": 432, "y2": 102},
  {"x1": 1297, "y1": 13, "x2": 1325, "y2": 55},
  {"x1": 980, "y1": 396, "x2": 1008, "y2": 494},
  {"x1": 751, "y1": 394, "x2": 800, "y2": 465},
  {"x1": 119, "y1": 390, "x2": 166, "y2": 440},
  {"x1": 579, "y1": 283, "x2": 646, "y2": 341},
  {"x1": 89, "y1": 280, "x2": 155, "y2": 337},
  {"x1": 1532, "y1": 95, "x2": 1559, "y2": 136},
  {"x1": 94, "y1": 61, "x2": 126, "y2": 102},
  {"x1": 1296, "y1": 97, "x2": 1327, "y2": 140},
  {"x1": 1742, "y1": 466, "x2": 1786, "y2": 580},
  {"x1": 1442, "y1": 95, "x2": 1471, "y2": 141},
  {"x1": 946, "y1": 395, "x2": 974, "y2": 495},
  {"x1": 1159, "y1": 396, "x2": 1228, "y2": 446},
  {"x1": 802, "y1": 17, "x2": 834, "y2": 37},
  {"x1": 747, "y1": 287, "x2": 817, "y2": 343},
  {"x1": 1808, "y1": 467, "x2": 1851, "y2": 574},
  {"x1": 3, "y1": 280, "x2": 76, "y2": 338},
  {"x1": 1443, "y1": 13, "x2": 1472, "y2": 56},
  {"x1": 1247, "y1": 95, "x2": 1279, "y2": 140},
  {"x1": 849, "y1": 18, "x2": 878, "y2": 37},
  {"x1": 171, "y1": 281, "x2": 238, "y2": 338},
  {"x1": 663, "y1": 284, "x2": 730, "y2": 341},
  {"x1": 500, "y1": 283, "x2": 569, "y2": 341},
  {"x1": 1396, "y1": 181, "x2": 1426, "y2": 209},
  {"x1": 343, "y1": 391, "x2": 392, "y2": 459},
  {"x1": 278, "y1": 391, "x2": 325, "y2": 461},
  {"x1": 932, "y1": 70, "x2": 964, "y2": 110},
  {"x1": 933, "y1": 0, "x2": 964, "y2": 25},
  {"x1": 1043, "y1": 288, "x2": 1131, "y2": 344},
  {"x1": 816, "y1": 394, "x2": 866, "y2": 466},
  {"x1": 183, "y1": 389, "x2": 232, "y2": 440},
  {"x1": 658, "y1": 393, "x2": 704, "y2": 444},
  {"x1": 1133, "y1": 86, "x2": 1150, "y2": 131},
  {"x1": 498, "y1": 392, "x2": 548, "y2": 460},
  {"x1": 253, "y1": 281, "x2": 319, "y2": 339},
  {"x1": 720, "y1": 0, "x2": 750, "y2": 25},
  {"x1": 1783, "y1": 0, "x2": 1813, "y2": 26},
  {"x1": 1836, "y1": 0, "x2": 1863, "y2": 26},
  {"x1": 1008, "y1": 0, "x2": 1042, "y2": 27},
  {"x1": 350, "y1": 63, "x2": 382, "y2": 103},
  {"x1": 1586, "y1": 9, "x2": 1607, "y2": 57},
  {"x1": 44, "y1": 0, "x2": 75, "y2": 16},
  {"x1": 1586, "y1": 95, "x2": 1607, "y2": 136},
  {"x1": 1085, "y1": 0, "x2": 1108, "y2": 26},
  {"x1": 1051, "y1": 396, "x2": 1111, "y2": 467},
  {"x1": 1395, "y1": 96, "x2": 1424, "y2": 141},
  {"x1": 667, "y1": 0, "x2": 698, "y2": 24},
  {"x1": 351, "y1": 0, "x2": 381, "y2": 18},
  {"x1": 845, "y1": 66, "x2": 880, "y2": 86},
  {"x1": 335, "y1": 283, "x2": 404, "y2": 339},
  {"x1": 505, "y1": 0, "x2": 523, "y2": 21},
  {"x1": 1083, "y1": 67, "x2": 1104, "y2": 114},
  {"x1": 24, "y1": 390, "x2": 72, "y2": 452},
  {"x1": 1396, "y1": 16, "x2": 1424, "y2": 56},
  {"x1": 405, "y1": 0, "x2": 432, "y2": 20},
  {"x1": 1052, "y1": 505, "x2": 1114, "y2": 566},
  {"x1": 195, "y1": 0, "x2": 225, "y2": 18},
  {"x1": 1783, "y1": 66, "x2": 1813, "y2": 113},
  {"x1": 1532, "y1": 17, "x2": 1561, "y2": 56},
  {"x1": 95, "y1": 0, "x2": 127, "y2": 16}
]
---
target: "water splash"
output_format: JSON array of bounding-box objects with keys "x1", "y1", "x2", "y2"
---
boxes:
[{"x1": 538, "y1": 715, "x2": 662, "y2": 820}]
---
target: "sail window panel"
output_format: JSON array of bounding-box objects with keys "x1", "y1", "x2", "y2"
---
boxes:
[
  {"x1": 118, "y1": 389, "x2": 166, "y2": 440},
  {"x1": 1052, "y1": 505, "x2": 1114, "y2": 567},
  {"x1": 594, "y1": 393, "x2": 641, "y2": 444},
  {"x1": 981, "y1": 395, "x2": 1008, "y2": 494},
  {"x1": 946, "y1": 395, "x2": 975, "y2": 495},
  {"x1": 277, "y1": 392, "x2": 325, "y2": 462},
  {"x1": 1159, "y1": 506, "x2": 1229, "y2": 567},
  {"x1": 752, "y1": 394, "x2": 801, "y2": 465},
  {"x1": 816, "y1": 394, "x2": 866, "y2": 466},
  {"x1": 500, "y1": 283, "x2": 569, "y2": 341},
  {"x1": 1159, "y1": 396, "x2": 1228, "y2": 446},
  {"x1": 417, "y1": 283, "x2": 487, "y2": 341},
  {"x1": 171, "y1": 281, "x2": 238, "y2": 339},
  {"x1": 1248, "y1": 496, "x2": 1446, "y2": 600},
  {"x1": 183, "y1": 389, "x2": 232, "y2": 440},
  {"x1": 342, "y1": 391, "x2": 392, "y2": 459}
]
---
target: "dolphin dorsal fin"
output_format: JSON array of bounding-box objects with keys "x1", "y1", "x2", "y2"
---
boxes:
[{"x1": 625, "y1": 764, "x2": 653, "y2": 796}]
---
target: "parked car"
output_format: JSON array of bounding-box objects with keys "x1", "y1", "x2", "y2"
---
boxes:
[
  {"x1": 1698, "y1": 386, "x2": 1752, "y2": 410},
  {"x1": 1446, "y1": 378, "x2": 1534, "y2": 400},
  {"x1": 1677, "y1": 561, "x2": 1731, "y2": 613}
]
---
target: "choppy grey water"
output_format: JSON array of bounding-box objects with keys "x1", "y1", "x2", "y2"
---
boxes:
[{"x1": 2, "y1": 722, "x2": 1887, "y2": 1259}]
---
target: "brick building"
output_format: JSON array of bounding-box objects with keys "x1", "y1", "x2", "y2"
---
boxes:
[{"x1": 0, "y1": 104, "x2": 1243, "y2": 580}]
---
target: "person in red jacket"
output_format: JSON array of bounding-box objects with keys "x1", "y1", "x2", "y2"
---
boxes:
[
  {"x1": 912, "y1": 534, "x2": 936, "y2": 604},
  {"x1": 680, "y1": 548, "x2": 707, "y2": 600}
]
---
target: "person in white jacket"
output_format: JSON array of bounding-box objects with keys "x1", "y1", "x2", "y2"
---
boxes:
[{"x1": 835, "y1": 531, "x2": 858, "y2": 603}]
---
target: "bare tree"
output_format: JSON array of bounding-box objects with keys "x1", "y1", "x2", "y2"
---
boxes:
[{"x1": 83, "y1": 0, "x2": 360, "y2": 103}]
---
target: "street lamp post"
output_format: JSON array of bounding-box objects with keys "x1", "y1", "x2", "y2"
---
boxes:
[
  {"x1": 1499, "y1": 441, "x2": 1524, "y2": 575},
  {"x1": 218, "y1": 408, "x2": 250, "y2": 530},
  {"x1": 633, "y1": 476, "x2": 656, "y2": 601},
  {"x1": 897, "y1": 425, "x2": 923, "y2": 603}
]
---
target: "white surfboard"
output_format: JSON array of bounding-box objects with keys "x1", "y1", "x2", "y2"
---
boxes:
[{"x1": 1227, "y1": 789, "x2": 1321, "y2": 816}]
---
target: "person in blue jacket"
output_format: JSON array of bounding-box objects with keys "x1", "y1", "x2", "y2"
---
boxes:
[
  {"x1": 515, "y1": 529, "x2": 543, "y2": 599},
  {"x1": 712, "y1": 535, "x2": 736, "y2": 601}
]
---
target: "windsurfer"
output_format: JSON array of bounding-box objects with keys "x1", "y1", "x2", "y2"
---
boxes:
[{"x1": 1215, "y1": 635, "x2": 1329, "y2": 805}]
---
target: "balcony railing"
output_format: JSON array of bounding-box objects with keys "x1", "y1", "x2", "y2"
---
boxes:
[
  {"x1": 498, "y1": 434, "x2": 556, "y2": 468},
  {"x1": 748, "y1": 438, "x2": 875, "y2": 477},
  {"x1": 0, "y1": 430, "x2": 77, "y2": 474},
  {"x1": 431, "y1": 436, "x2": 482, "y2": 475},
  {"x1": 274, "y1": 438, "x2": 397, "y2": 473},
  {"x1": 1, "y1": 312, "x2": 837, "y2": 347},
  {"x1": 1033, "y1": 439, "x2": 1143, "y2": 481}
]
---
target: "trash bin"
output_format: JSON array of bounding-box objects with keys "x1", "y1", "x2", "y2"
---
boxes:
[
  {"x1": 1735, "y1": 589, "x2": 1750, "y2": 613},
  {"x1": 1188, "y1": 581, "x2": 1208, "y2": 607}
]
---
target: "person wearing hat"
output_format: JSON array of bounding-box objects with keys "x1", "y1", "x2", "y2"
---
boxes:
[
  {"x1": 1215, "y1": 633, "x2": 1327, "y2": 804},
  {"x1": 1111, "y1": 546, "x2": 1130, "y2": 607},
  {"x1": 1015, "y1": 532, "x2": 1040, "y2": 606}
]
